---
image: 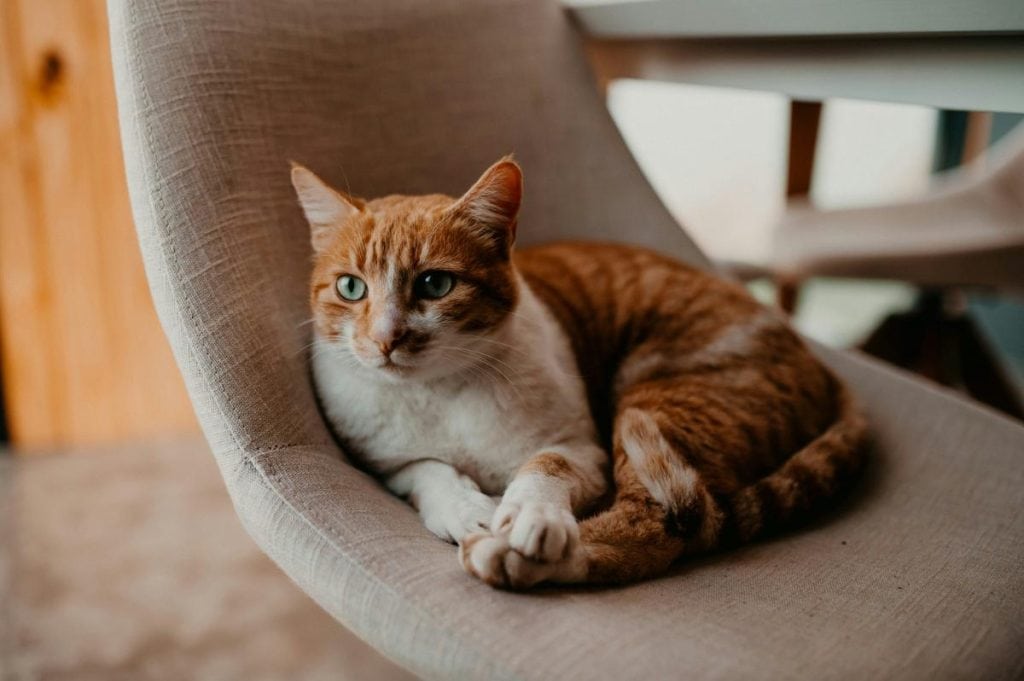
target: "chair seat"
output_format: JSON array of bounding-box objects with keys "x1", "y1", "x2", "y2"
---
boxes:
[{"x1": 242, "y1": 347, "x2": 1024, "y2": 680}]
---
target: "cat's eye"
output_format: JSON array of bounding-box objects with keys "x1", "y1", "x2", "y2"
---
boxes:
[
  {"x1": 414, "y1": 271, "x2": 454, "y2": 299},
  {"x1": 336, "y1": 275, "x2": 367, "y2": 301}
]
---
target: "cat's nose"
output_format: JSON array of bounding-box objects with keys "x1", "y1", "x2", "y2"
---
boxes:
[
  {"x1": 369, "y1": 306, "x2": 407, "y2": 356},
  {"x1": 373, "y1": 330, "x2": 407, "y2": 357}
]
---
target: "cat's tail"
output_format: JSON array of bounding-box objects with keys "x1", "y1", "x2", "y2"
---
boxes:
[
  {"x1": 722, "y1": 382, "x2": 869, "y2": 543},
  {"x1": 622, "y1": 379, "x2": 869, "y2": 551},
  {"x1": 461, "y1": 382, "x2": 869, "y2": 588}
]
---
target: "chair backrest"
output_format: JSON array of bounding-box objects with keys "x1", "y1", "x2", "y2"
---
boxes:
[{"x1": 110, "y1": 0, "x2": 707, "y2": 459}]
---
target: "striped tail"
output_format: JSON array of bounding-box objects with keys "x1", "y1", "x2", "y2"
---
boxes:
[
  {"x1": 724, "y1": 383, "x2": 869, "y2": 544},
  {"x1": 620, "y1": 381, "x2": 869, "y2": 552},
  {"x1": 462, "y1": 383, "x2": 871, "y2": 588}
]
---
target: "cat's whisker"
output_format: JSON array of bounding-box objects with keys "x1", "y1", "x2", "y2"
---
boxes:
[
  {"x1": 306, "y1": 343, "x2": 338, "y2": 361},
  {"x1": 436, "y1": 344, "x2": 523, "y2": 381},
  {"x1": 471, "y1": 335, "x2": 583, "y2": 380},
  {"x1": 448, "y1": 357, "x2": 520, "y2": 415},
  {"x1": 449, "y1": 354, "x2": 526, "y2": 405},
  {"x1": 293, "y1": 338, "x2": 324, "y2": 358},
  {"x1": 336, "y1": 162, "x2": 355, "y2": 204},
  {"x1": 470, "y1": 330, "x2": 584, "y2": 379},
  {"x1": 432, "y1": 344, "x2": 511, "y2": 375},
  {"x1": 300, "y1": 338, "x2": 364, "y2": 372},
  {"x1": 499, "y1": 310, "x2": 588, "y2": 374},
  {"x1": 469, "y1": 335, "x2": 532, "y2": 357},
  {"x1": 433, "y1": 345, "x2": 528, "y2": 405}
]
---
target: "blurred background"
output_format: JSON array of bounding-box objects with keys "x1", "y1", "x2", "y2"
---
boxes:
[
  {"x1": 608, "y1": 84, "x2": 1024, "y2": 412},
  {"x1": 1, "y1": 0, "x2": 1021, "y2": 679}
]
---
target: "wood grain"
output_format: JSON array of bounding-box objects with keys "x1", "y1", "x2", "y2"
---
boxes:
[{"x1": 0, "y1": 0, "x2": 197, "y2": 451}]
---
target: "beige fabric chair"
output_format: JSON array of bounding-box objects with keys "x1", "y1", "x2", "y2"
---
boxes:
[{"x1": 109, "y1": 1, "x2": 1024, "y2": 678}]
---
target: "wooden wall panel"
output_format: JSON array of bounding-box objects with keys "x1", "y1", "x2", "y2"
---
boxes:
[{"x1": 0, "y1": 0, "x2": 197, "y2": 451}]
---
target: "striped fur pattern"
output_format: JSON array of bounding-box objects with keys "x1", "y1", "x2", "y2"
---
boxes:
[
  {"x1": 505, "y1": 243, "x2": 869, "y2": 585},
  {"x1": 295, "y1": 158, "x2": 868, "y2": 589}
]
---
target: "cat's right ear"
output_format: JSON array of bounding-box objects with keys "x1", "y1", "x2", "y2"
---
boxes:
[{"x1": 290, "y1": 163, "x2": 361, "y2": 252}]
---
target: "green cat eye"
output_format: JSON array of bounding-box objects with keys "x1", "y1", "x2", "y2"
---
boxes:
[
  {"x1": 414, "y1": 271, "x2": 454, "y2": 299},
  {"x1": 336, "y1": 275, "x2": 367, "y2": 301}
]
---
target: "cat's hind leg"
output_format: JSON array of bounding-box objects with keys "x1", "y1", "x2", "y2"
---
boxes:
[{"x1": 615, "y1": 407, "x2": 726, "y2": 551}]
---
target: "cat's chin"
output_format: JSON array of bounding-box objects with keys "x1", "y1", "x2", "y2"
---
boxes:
[
  {"x1": 353, "y1": 354, "x2": 443, "y2": 383},
  {"x1": 366, "y1": 357, "x2": 473, "y2": 385},
  {"x1": 354, "y1": 357, "x2": 416, "y2": 381}
]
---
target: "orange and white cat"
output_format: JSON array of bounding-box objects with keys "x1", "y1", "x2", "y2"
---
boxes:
[{"x1": 293, "y1": 157, "x2": 868, "y2": 589}]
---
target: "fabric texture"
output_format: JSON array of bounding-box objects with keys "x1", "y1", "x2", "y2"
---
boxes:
[{"x1": 108, "y1": 1, "x2": 1024, "y2": 679}]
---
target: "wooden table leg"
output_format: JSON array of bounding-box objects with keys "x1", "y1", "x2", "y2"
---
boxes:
[{"x1": 777, "y1": 99, "x2": 822, "y2": 314}]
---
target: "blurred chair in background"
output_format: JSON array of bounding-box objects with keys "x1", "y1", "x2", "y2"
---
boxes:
[
  {"x1": 773, "y1": 119, "x2": 1024, "y2": 417},
  {"x1": 574, "y1": 1, "x2": 1024, "y2": 418}
]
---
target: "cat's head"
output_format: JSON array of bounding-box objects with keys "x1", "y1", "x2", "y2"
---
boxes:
[{"x1": 293, "y1": 157, "x2": 522, "y2": 382}]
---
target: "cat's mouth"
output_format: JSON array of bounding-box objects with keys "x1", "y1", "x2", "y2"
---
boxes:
[
  {"x1": 362, "y1": 353, "x2": 416, "y2": 377},
  {"x1": 347, "y1": 337, "x2": 452, "y2": 380},
  {"x1": 379, "y1": 357, "x2": 410, "y2": 373},
  {"x1": 344, "y1": 339, "x2": 420, "y2": 378}
]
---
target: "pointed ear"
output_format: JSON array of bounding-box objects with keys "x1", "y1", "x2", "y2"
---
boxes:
[
  {"x1": 290, "y1": 162, "x2": 361, "y2": 252},
  {"x1": 449, "y1": 156, "x2": 522, "y2": 251}
]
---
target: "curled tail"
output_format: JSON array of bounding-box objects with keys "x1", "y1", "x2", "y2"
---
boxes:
[
  {"x1": 723, "y1": 384, "x2": 869, "y2": 543},
  {"x1": 461, "y1": 382, "x2": 870, "y2": 588},
  {"x1": 622, "y1": 380, "x2": 869, "y2": 552}
]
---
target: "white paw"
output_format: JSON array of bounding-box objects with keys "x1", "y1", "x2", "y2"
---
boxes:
[
  {"x1": 459, "y1": 532, "x2": 586, "y2": 589},
  {"x1": 491, "y1": 500, "x2": 579, "y2": 562},
  {"x1": 422, "y1": 490, "x2": 497, "y2": 545}
]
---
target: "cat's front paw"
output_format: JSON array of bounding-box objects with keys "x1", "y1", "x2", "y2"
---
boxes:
[
  {"x1": 491, "y1": 500, "x2": 579, "y2": 562},
  {"x1": 459, "y1": 532, "x2": 586, "y2": 589},
  {"x1": 422, "y1": 490, "x2": 497, "y2": 545}
]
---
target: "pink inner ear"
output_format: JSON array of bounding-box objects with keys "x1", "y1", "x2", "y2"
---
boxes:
[{"x1": 462, "y1": 160, "x2": 522, "y2": 231}]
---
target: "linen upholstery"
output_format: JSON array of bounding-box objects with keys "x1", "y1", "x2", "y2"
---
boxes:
[{"x1": 109, "y1": 1, "x2": 1024, "y2": 679}]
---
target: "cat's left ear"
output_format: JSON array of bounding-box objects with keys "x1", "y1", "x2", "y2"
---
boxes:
[
  {"x1": 449, "y1": 156, "x2": 522, "y2": 252},
  {"x1": 290, "y1": 162, "x2": 362, "y2": 252}
]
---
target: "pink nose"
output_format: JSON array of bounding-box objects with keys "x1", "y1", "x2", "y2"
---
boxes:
[{"x1": 373, "y1": 330, "x2": 407, "y2": 357}]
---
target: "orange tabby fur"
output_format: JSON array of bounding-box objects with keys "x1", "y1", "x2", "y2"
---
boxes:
[
  {"x1": 302, "y1": 157, "x2": 868, "y2": 588},
  {"x1": 493, "y1": 242, "x2": 868, "y2": 584}
]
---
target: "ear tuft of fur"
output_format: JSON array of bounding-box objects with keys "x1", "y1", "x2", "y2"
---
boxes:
[
  {"x1": 450, "y1": 156, "x2": 523, "y2": 250},
  {"x1": 290, "y1": 162, "x2": 361, "y2": 252}
]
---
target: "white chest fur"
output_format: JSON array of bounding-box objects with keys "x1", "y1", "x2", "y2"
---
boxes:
[{"x1": 312, "y1": 281, "x2": 596, "y2": 495}]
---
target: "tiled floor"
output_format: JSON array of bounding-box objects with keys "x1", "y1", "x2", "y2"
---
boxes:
[{"x1": 0, "y1": 439, "x2": 416, "y2": 681}]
